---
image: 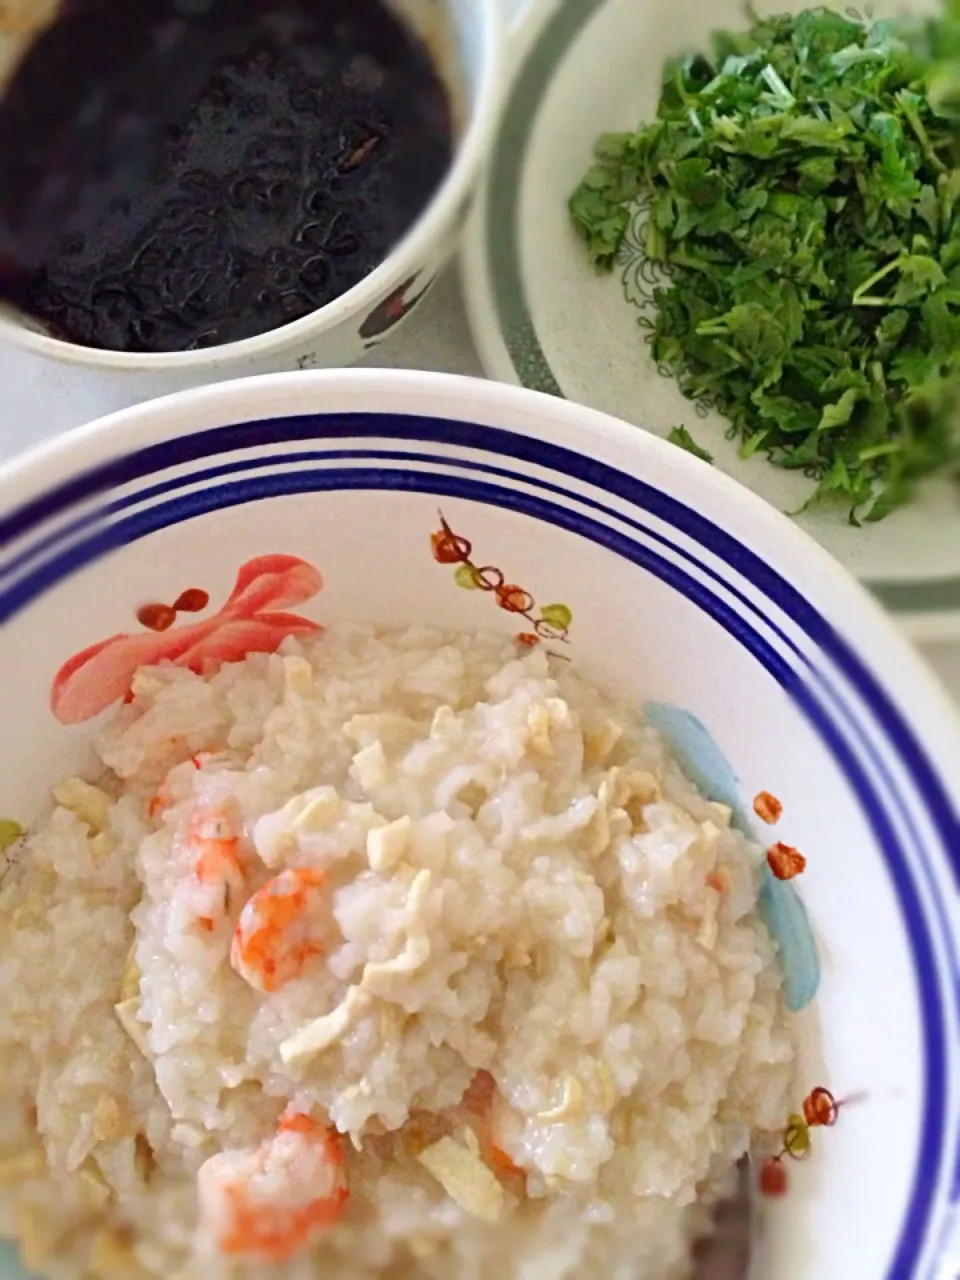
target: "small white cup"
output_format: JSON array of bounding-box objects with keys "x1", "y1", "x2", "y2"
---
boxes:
[{"x1": 0, "y1": 0, "x2": 507, "y2": 389}]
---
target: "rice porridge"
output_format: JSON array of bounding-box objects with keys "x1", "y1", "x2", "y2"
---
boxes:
[{"x1": 0, "y1": 626, "x2": 796, "y2": 1279}]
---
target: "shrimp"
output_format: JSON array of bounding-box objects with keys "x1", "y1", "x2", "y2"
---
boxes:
[
  {"x1": 185, "y1": 801, "x2": 246, "y2": 932},
  {"x1": 148, "y1": 750, "x2": 221, "y2": 821},
  {"x1": 461, "y1": 1071, "x2": 525, "y2": 1181},
  {"x1": 231, "y1": 868, "x2": 333, "y2": 991},
  {"x1": 197, "y1": 1111, "x2": 348, "y2": 1261}
]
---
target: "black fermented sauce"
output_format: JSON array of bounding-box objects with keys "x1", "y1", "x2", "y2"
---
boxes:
[{"x1": 0, "y1": 0, "x2": 453, "y2": 352}]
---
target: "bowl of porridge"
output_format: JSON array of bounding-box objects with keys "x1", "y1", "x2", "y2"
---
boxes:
[{"x1": 0, "y1": 368, "x2": 958, "y2": 1280}]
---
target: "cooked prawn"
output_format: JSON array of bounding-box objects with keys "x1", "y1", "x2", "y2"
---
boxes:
[
  {"x1": 231, "y1": 868, "x2": 333, "y2": 991},
  {"x1": 185, "y1": 801, "x2": 246, "y2": 931},
  {"x1": 197, "y1": 1111, "x2": 348, "y2": 1261},
  {"x1": 148, "y1": 751, "x2": 221, "y2": 821},
  {"x1": 461, "y1": 1070, "x2": 525, "y2": 1181}
]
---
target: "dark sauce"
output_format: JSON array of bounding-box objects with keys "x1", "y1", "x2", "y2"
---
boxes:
[{"x1": 0, "y1": 0, "x2": 453, "y2": 352}]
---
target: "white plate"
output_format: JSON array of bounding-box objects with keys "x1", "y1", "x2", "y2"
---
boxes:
[{"x1": 461, "y1": 0, "x2": 960, "y2": 641}]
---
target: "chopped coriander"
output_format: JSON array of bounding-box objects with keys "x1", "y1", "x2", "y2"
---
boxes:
[
  {"x1": 570, "y1": 3, "x2": 960, "y2": 522},
  {"x1": 668, "y1": 425, "x2": 715, "y2": 462}
]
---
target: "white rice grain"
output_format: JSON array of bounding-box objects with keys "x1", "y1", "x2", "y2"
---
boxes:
[{"x1": 0, "y1": 626, "x2": 795, "y2": 1280}]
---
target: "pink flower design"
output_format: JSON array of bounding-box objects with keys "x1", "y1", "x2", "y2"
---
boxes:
[{"x1": 51, "y1": 555, "x2": 324, "y2": 725}]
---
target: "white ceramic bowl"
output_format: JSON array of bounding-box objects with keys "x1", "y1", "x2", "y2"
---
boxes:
[
  {"x1": 0, "y1": 0, "x2": 505, "y2": 384},
  {"x1": 1, "y1": 369, "x2": 959, "y2": 1280}
]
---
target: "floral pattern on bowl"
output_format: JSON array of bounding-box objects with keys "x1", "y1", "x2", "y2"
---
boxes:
[
  {"x1": 430, "y1": 510, "x2": 573, "y2": 649},
  {"x1": 51, "y1": 555, "x2": 324, "y2": 725},
  {"x1": 645, "y1": 702, "x2": 820, "y2": 1013}
]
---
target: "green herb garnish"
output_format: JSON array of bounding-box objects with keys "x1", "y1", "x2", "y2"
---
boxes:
[
  {"x1": 570, "y1": 3, "x2": 960, "y2": 521},
  {"x1": 668, "y1": 424, "x2": 716, "y2": 462}
]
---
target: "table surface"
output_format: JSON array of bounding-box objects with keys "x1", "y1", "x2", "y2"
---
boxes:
[{"x1": 3, "y1": 267, "x2": 960, "y2": 704}]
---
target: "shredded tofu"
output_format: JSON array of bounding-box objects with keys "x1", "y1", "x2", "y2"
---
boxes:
[
  {"x1": 430, "y1": 706, "x2": 458, "y2": 741},
  {"x1": 292, "y1": 790, "x2": 341, "y2": 834},
  {"x1": 526, "y1": 698, "x2": 573, "y2": 757},
  {"x1": 283, "y1": 655, "x2": 313, "y2": 697},
  {"x1": 343, "y1": 712, "x2": 414, "y2": 748},
  {"x1": 170, "y1": 1124, "x2": 208, "y2": 1150},
  {"x1": 90, "y1": 832, "x2": 115, "y2": 859},
  {"x1": 15, "y1": 1202, "x2": 49, "y2": 1272},
  {"x1": 93, "y1": 1095, "x2": 128, "y2": 1143},
  {"x1": 280, "y1": 988, "x2": 371, "y2": 1065},
  {"x1": 130, "y1": 670, "x2": 164, "y2": 699},
  {"x1": 614, "y1": 771, "x2": 662, "y2": 832},
  {"x1": 0, "y1": 1147, "x2": 46, "y2": 1185},
  {"x1": 120, "y1": 946, "x2": 141, "y2": 1003},
  {"x1": 583, "y1": 719, "x2": 623, "y2": 765},
  {"x1": 253, "y1": 788, "x2": 342, "y2": 867},
  {"x1": 89, "y1": 1227, "x2": 149, "y2": 1279},
  {"x1": 78, "y1": 1161, "x2": 111, "y2": 1208},
  {"x1": 503, "y1": 941, "x2": 532, "y2": 969},
  {"x1": 367, "y1": 815, "x2": 412, "y2": 873},
  {"x1": 697, "y1": 887, "x2": 721, "y2": 952},
  {"x1": 698, "y1": 820, "x2": 723, "y2": 857},
  {"x1": 460, "y1": 1126, "x2": 482, "y2": 1159},
  {"x1": 709, "y1": 801, "x2": 733, "y2": 828},
  {"x1": 595, "y1": 1063, "x2": 617, "y2": 1113},
  {"x1": 361, "y1": 869, "x2": 432, "y2": 991},
  {"x1": 114, "y1": 1000, "x2": 149, "y2": 1057},
  {"x1": 52, "y1": 777, "x2": 111, "y2": 833},
  {"x1": 616, "y1": 769, "x2": 658, "y2": 806},
  {"x1": 546, "y1": 697, "x2": 573, "y2": 727},
  {"x1": 520, "y1": 796, "x2": 598, "y2": 844},
  {"x1": 362, "y1": 935, "x2": 431, "y2": 989},
  {"x1": 134, "y1": 1133, "x2": 156, "y2": 1184},
  {"x1": 352, "y1": 741, "x2": 388, "y2": 791},
  {"x1": 379, "y1": 1003, "x2": 407, "y2": 1040},
  {"x1": 407, "y1": 1234, "x2": 442, "y2": 1260},
  {"x1": 587, "y1": 783, "x2": 612, "y2": 856},
  {"x1": 537, "y1": 1075, "x2": 584, "y2": 1123},
  {"x1": 417, "y1": 1136, "x2": 505, "y2": 1223},
  {"x1": 407, "y1": 867, "x2": 432, "y2": 914},
  {"x1": 526, "y1": 704, "x2": 554, "y2": 756}
]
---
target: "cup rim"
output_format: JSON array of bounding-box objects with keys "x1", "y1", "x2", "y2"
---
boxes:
[{"x1": 0, "y1": 0, "x2": 506, "y2": 371}]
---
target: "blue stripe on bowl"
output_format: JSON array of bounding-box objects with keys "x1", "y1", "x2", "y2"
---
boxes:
[
  {"x1": 1, "y1": 415, "x2": 957, "y2": 1278},
  {"x1": 0, "y1": 410, "x2": 958, "y2": 887}
]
